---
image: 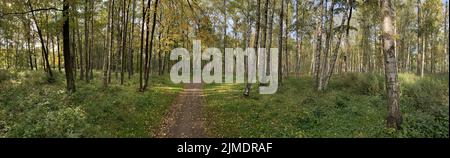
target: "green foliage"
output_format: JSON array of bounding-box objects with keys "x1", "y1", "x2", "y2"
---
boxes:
[
  {"x1": 8, "y1": 106, "x2": 87, "y2": 138},
  {"x1": 399, "y1": 107, "x2": 449, "y2": 138},
  {"x1": 332, "y1": 73, "x2": 385, "y2": 95},
  {"x1": 204, "y1": 74, "x2": 448, "y2": 138},
  {"x1": 0, "y1": 70, "x2": 181, "y2": 138},
  {"x1": 402, "y1": 75, "x2": 449, "y2": 112},
  {"x1": 0, "y1": 69, "x2": 17, "y2": 83}
]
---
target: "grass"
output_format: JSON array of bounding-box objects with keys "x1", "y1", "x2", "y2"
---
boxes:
[
  {"x1": 0, "y1": 70, "x2": 182, "y2": 138},
  {"x1": 1, "y1": 69, "x2": 448, "y2": 138},
  {"x1": 203, "y1": 73, "x2": 449, "y2": 138}
]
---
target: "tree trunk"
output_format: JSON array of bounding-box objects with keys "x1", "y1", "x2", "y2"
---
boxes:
[
  {"x1": 27, "y1": 29, "x2": 34, "y2": 70},
  {"x1": 57, "y1": 29, "x2": 62, "y2": 72},
  {"x1": 103, "y1": 0, "x2": 114, "y2": 87},
  {"x1": 323, "y1": 2, "x2": 349, "y2": 90},
  {"x1": 76, "y1": 16, "x2": 84, "y2": 80},
  {"x1": 319, "y1": 0, "x2": 335, "y2": 91},
  {"x1": 284, "y1": 0, "x2": 290, "y2": 78},
  {"x1": 139, "y1": 0, "x2": 147, "y2": 91},
  {"x1": 83, "y1": 0, "x2": 90, "y2": 81},
  {"x1": 416, "y1": 0, "x2": 424, "y2": 77},
  {"x1": 71, "y1": 24, "x2": 77, "y2": 77},
  {"x1": 89, "y1": 0, "x2": 95, "y2": 80},
  {"x1": 267, "y1": 0, "x2": 276, "y2": 76},
  {"x1": 63, "y1": 0, "x2": 76, "y2": 93},
  {"x1": 223, "y1": 0, "x2": 227, "y2": 55},
  {"x1": 128, "y1": 0, "x2": 137, "y2": 78},
  {"x1": 51, "y1": 34, "x2": 56, "y2": 70},
  {"x1": 344, "y1": 0, "x2": 353, "y2": 73},
  {"x1": 278, "y1": 0, "x2": 284, "y2": 85},
  {"x1": 121, "y1": 0, "x2": 130, "y2": 85},
  {"x1": 444, "y1": 1, "x2": 450, "y2": 72},
  {"x1": 244, "y1": 0, "x2": 261, "y2": 96},
  {"x1": 314, "y1": 0, "x2": 324, "y2": 89},
  {"x1": 445, "y1": 2, "x2": 449, "y2": 72},
  {"x1": 295, "y1": 0, "x2": 302, "y2": 78},
  {"x1": 143, "y1": 0, "x2": 159, "y2": 91},
  {"x1": 157, "y1": 30, "x2": 162, "y2": 75},
  {"x1": 28, "y1": 1, "x2": 53, "y2": 81},
  {"x1": 381, "y1": 0, "x2": 402, "y2": 130},
  {"x1": 33, "y1": 33, "x2": 38, "y2": 70},
  {"x1": 261, "y1": 0, "x2": 269, "y2": 82}
]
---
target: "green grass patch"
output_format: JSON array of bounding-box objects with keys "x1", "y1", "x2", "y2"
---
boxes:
[
  {"x1": 0, "y1": 70, "x2": 182, "y2": 138},
  {"x1": 204, "y1": 73, "x2": 449, "y2": 138}
]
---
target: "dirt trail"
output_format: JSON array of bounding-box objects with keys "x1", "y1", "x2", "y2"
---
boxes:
[{"x1": 156, "y1": 83, "x2": 206, "y2": 138}]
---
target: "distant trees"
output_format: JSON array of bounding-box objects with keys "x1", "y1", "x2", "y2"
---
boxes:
[{"x1": 0, "y1": 0, "x2": 448, "y2": 116}]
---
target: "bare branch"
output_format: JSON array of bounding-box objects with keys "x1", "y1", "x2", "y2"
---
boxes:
[{"x1": 0, "y1": 7, "x2": 62, "y2": 18}]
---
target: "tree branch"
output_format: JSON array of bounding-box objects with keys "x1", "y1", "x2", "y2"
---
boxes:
[{"x1": 0, "y1": 8, "x2": 62, "y2": 18}]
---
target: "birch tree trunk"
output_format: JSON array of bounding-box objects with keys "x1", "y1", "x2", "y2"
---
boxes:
[
  {"x1": 314, "y1": 0, "x2": 324, "y2": 90},
  {"x1": 381, "y1": 0, "x2": 402, "y2": 129}
]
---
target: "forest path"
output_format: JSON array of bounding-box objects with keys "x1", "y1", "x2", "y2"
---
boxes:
[{"x1": 156, "y1": 83, "x2": 207, "y2": 138}]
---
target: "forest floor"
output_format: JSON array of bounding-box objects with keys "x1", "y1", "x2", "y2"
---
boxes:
[
  {"x1": 203, "y1": 73, "x2": 449, "y2": 138},
  {"x1": 0, "y1": 70, "x2": 448, "y2": 138},
  {"x1": 0, "y1": 70, "x2": 183, "y2": 137},
  {"x1": 156, "y1": 83, "x2": 206, "y2": 138}
]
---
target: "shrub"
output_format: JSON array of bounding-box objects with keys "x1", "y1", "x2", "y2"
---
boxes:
[
  {"x1": 0, "y1": 69, "x2": 17, "y2": 83},
  {"x1": 8, "y1": 106, "x2": 88, "y2": 138},
  {"x1": 333, "y1": 73, "x2": 384, "y2": 95},
  {"x1": 402, "y1": 77, "x2": 449, "y2": 112},
  {"x1": 399, "y1": 107, "x2": 449, "y2": 138}
]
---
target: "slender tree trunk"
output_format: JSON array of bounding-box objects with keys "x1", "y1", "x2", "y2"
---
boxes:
[
  {"x1": 244, "y1": 0, "x2": 261, "y2": 96},
  {"x1": 431, "y1": 34, "x2": 436, "y2": 74},
  {"x1": 128, "y1": 0, "x2": 137, "y2": 78},
  {"x1": 157, "y1": 30, "x2": 162, "y2": 75},
  {"x1": 445, "y1": 2, "x2": 449, "y2": 72},
  {"x1": 223, "y1": 0, "x2": 227, "y2": 54},
  {"x1": 28, "y1": 1, "x2": 53, "y2": 80},
  {"x1": 103, "y1": 0, "x2": 114, "y2": 87},
  {"x1": 314, "y1": 0, "x2": 324, "y2": 89},
  {"x1": 278, "y1": 0, "x2": 284, "y2": 85},
  {"x1": 319, "y1": 0, "x2": 334, "y2": 91},
  {"x1": 57, "y1": 30, "x2": 62, "y2": 72},
  {"x1": 76, "y1": 16, "x2": 84, "y2": 80},
  {"x1": 71, "y1": 25, "x2": 77, "y2": 77},
  {"x1": 121, "y1": 0, "x2": 130, "y2": 85},
  {"x1": 344, "y1": 0, "x2": 353, "y2": 73},
  {"x1": 63, "y1": 0, "x2": 76, "y2": 93},
  {"x1": 323, "y1": 2, "x2": 349, "y2": 90},
  {"x1": 142, "y1": 0, "x2": 151, "y2": 91},
  {"x1": 416, "y1": 0, "x2": 424, "y2": 77},
  {"x1": 260, "y1": 0, "x2": 269, "y2": 82},
  {"x1": 83, "y1": 0, "x2": 90, "y2": 81},
  {"x1": 89, "y1": 0, "x2": 95, "y2": 80},
  {"x1": 295, "y1": 0, "x2": 302, "y2": 78},
  {"x1": 33, "y1": 33, "x2": 38, "y2": 70},
  {"x1": 266, "y1": 0, "x2": 275, "y2": 76},
  {"x1": 284, "y1": 0, "x2": 290, "y2": 78},
  {"x1": 27, "y1": 29, "x2": 33, "y2": 70},
  {"x1": 142, "y1": 0, "x2": 159, "y2": 91},
  {"x1": 139, "y1": 0, "x2": 147, "y2": 91}
]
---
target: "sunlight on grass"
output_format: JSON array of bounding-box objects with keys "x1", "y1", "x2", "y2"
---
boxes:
[{"x1": 204, "y1": 73, "x2": 449, "y2": 138}]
